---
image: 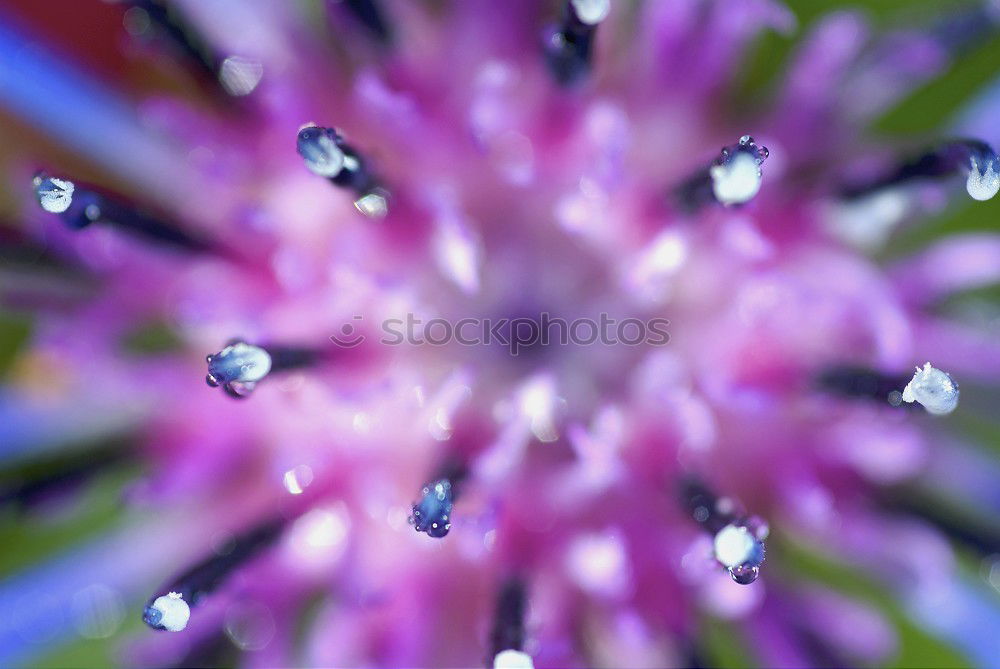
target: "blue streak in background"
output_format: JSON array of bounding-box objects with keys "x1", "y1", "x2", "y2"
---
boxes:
[{"x1": 0, "y1": 13, "x2": 193, "y2": 206}]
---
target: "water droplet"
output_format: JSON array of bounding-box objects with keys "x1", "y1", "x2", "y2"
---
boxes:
[
  {"x1": 729, "y1": 564, "x2": 759, "y2": 585},
  {"x1": 743, "y1": 515, "x2": 769, "y2": 541},
  {"x1": 900, "y1": 362, "x2": 959, "y2": 415},
  {"x1": 144, "y1": 592, "x2": 190, "y2": 632},
  {"x1": 966, "y1": 150, "x2": 999, "y2": 201},
  {"x1": 570, "y1": 0, "x2": 611, "y2": 25},
  {"x1": 205, "y1": 342, "x2": 272, "y2": 392},
  {"x1": 34, "y1": 175, "x2": 75, "y2": 214},
  {"x1": 710, "y1": 136, "x2": 768, "y2": 206},
  {"x1": 409, "y1": 478, "x2": 454, "y2": 538},
  {"x1": 297, "y1": 125, "x2": 346, "y2": 178},
  {"x1": 494, "y1": 649, "x2": 535, "y2": 669}
]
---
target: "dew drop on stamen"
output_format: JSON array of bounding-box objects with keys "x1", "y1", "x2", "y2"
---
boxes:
[
  {"x1": 710, "y1": 136, "x2": 768, "y2": 206},
  {"x1": 570, "y1": 0, "x2": 611, "y2": 25},
  {"x1": 143, "y1": 592, "x2": 190, "y2": 632},
  {"x1": 409, "y1": 478, "x2": 454, "y2": 538},
  {"x1": 713, "y1": 523, "x2": 764, "y2": 569},
  {"x1": 966, "y1": 151, "x2": 1000, "y2": 201},
  {"x1": 34, "y1": 175, "x2": 75, "y2": 214},
  {"x1": 494, "y1": 649, "x2": 535, "y2": 669},
  {"x1": 205, "y1": 342, "x2": 272, "y2": 398},
  {"x1": 900, "y1": 362, "x2": 959, "y2": 415},
  {"x1": 729, "y1": 564, "x2": 760, "y2": 585},
  {"x1": 296, "y1": 125, "x2": 346, "y2": 177}
]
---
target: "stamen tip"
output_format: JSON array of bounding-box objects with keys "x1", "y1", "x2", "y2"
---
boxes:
[
  {"x1": 710, "y1": 136, "x2": 768, "y2": 206},
  {"x1": 34, "y1": 175, "x2": 75, "y2": 214},
  {"x1": 570, "y1": 0, "x2": 611, "y2": 25},
  {"x1": 144, "y1": 592, "x2": 190, "y2": 632},
  {"x1": 494, "y1": 649, "x2": 535, "y2": 669},
  {"x1": 713, "y1": 522, "x2": 765, "y2": 585},
  {"x1": 206, "y1": 342, "x2": 272, "y2": 398},
  {"x1": 297, "y1": 125, "x2": 346, "y2": 178},
  {"x1": 966, "y1": 154, "x2": 1000, "y2": 201},
  {"x1": 900, "y1": 361, "x2": 958, "y2": 415},
  {"x1": 409, "y1": 478, "x2": 454, "y2": 538}
]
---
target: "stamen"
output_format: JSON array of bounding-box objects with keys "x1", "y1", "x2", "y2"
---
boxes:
[
  {"x1": 675, "y1": 136, "x2": 769, "y2": 211},
  {"x1": 0, "y1": 449, "x2": 122, "y2": 510},
  {"x1": 126, "y1": 1, "x2": 262, "y2": 97},
  {"x1": 32, "y1": 173, "x2": 211, "y2": 251},
  {"x1": 842, "y1": 139, "x2": 999, "y2": 202},
  {"x1": 681, "y1": 479, "x2": 767, "y2": 585},
  {"x1": 543, "y1": 0, "x2": 611, "y2": 85},
  {"x1": 206, "y1": 341, "x2": 323, "y2": 399},
  {"x1": 296, "y1": 125, "x2": 387, "y2": 218},
  {"x1": 144, "y1": 517, "x2": 285, "y2": 632},
  {"x1": 489, "y1": 579, "x2": 530, "y2": 666},
  {"x1": 817, "y1": 365, "x2": 914, "y2": 406},
  {"x1": 900, "y1": 362, "x2": 960, "y2": 416},
  {"x1": 127, "y1": 1, "x2": 215, "y2": 77}
]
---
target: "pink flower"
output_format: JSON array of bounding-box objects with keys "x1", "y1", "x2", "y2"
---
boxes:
[{"x1": 2, "y1": 1, "x2": 999, "y2": 666}]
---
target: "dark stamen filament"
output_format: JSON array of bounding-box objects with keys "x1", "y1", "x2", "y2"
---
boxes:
[
  {"x1": 543, "y1": 0, "x2": 610, "y2": 86},
  {"x1": 143, "y1": 517, "x2": 286, "y2": 632},
  {"x1": 33, "y1": 174, "x2": 212, "y2": 253},
  {"x1": 489, "y1": 579, "x2": 530, "y2": 668},
  {"x1": 680, "y1": 478, "x2": 767, "y2": 585},
  {"x1": 841, "y1": 139, "x2": 999, "y2": 202}
]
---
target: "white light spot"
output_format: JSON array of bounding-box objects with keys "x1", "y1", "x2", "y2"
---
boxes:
[
  {"x1": 34, "y1": 176, "x2": 75, "y2": 214},
  {"x1": 354, "y1": 192, "x2": 388, "y2": 219},
  {"x1": 494, "y1": 649, "x2": 535, "y2": 669},
  {"x1": 224, "y1": 601, "x2": 275, "y2": 651},
  {"x1": 566, "y1": 531, "x2": 629, "y2": 596},
  {"x1": 71, "y1": 584, "x2": 125, "y2": 639},
  {"x1": 353, "y1": 411, "x2": 372, "y2": 434},
  {"x1": 825, "y1": 190, "x2": 909, "y2": 251},
  {"x1": 122, "y1": 7, "x2": 151, "y2": 36},
  {"x1": 219, "y1": 56, "x2": 263, "y2": 97},
  {"x1": 520, "y1": 376, "x2": 559, "y2": 442},
  {"x1": 282, "y1": 464, "x2": 314, "y2": 495},
  {"x1": 713, "y1": 524, "x2": 756, "y2": 569},
  {"x1": 571, "y1": 0, "x2": 611, "y2": 25},
  {"x1": 901, "y1": 362, "x2": 959, "y2": 415},
  {"x1": 288, "y1": 506, "x2": 350, "y2": 567},
  {"x1": 150, "y1": 592, "x2": 190, "y2": 632},
  {"x1": 711, "y1": 152, "x2": 763, "y2": 206},
  {"x1": 966, "y1": 155, "x2": 1000, "y2": 201},
  {"x1": 628, "y1": 230, "x2": 688, "y2": 294},
  {"x1": 433, "y1": 218, "x2": 481, "y2": 294}
]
